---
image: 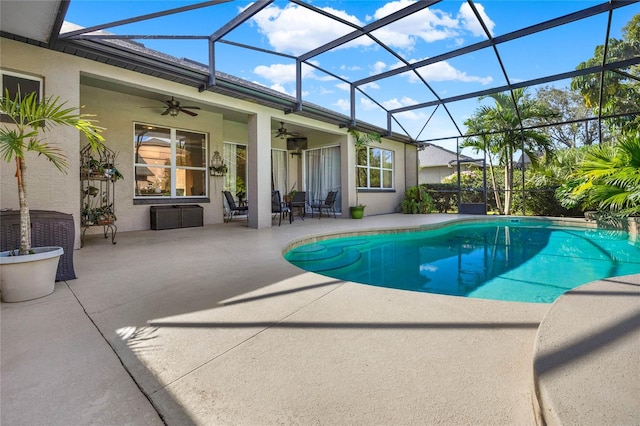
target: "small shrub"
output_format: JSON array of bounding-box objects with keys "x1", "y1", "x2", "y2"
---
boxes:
[{"x1": 402, "y1": 185, "x2": 436, "y2": 214}]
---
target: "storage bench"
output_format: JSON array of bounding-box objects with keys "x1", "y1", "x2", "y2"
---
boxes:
[{"x1": 150, "y1": 205, "x2": 203, "y2": 230}]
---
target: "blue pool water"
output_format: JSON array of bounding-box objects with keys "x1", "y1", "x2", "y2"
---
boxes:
[{"x1": 285, "y1": 220, "x2": 640, "y2": 303}]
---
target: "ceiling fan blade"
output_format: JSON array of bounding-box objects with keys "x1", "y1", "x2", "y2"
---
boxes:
[
  {"x1": 180, "y1": 108, "x2": 198, "y2": 117},
  {"x1": 161, "y1": 109, "x2": 171, "y2": 115},
  {"x1": 180, "y1": 106, "x2": 201, "y2": 110}
]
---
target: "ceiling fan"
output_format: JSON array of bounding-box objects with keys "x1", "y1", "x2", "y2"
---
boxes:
[
  {"x1": 143, "y1": 97, "x2": 201, "y2": 117},
  {"x1": 273, "y1": 121, "x2": 299, "y2": 139}
]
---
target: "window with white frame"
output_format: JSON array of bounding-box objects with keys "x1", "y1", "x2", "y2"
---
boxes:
[
  {"x1": 134, "y1": 123, "x2": 207, "y2": 198},
  {"x1": 1, "y1": 70, "x2": 43, "y2": 123},
  {"x1": 357, "y1": 146, "x2": 394, "y2": 189}
]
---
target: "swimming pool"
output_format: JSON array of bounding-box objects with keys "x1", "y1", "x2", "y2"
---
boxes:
[{"x1": 285, "y1": 219, "x2": 640, "y2": 303}]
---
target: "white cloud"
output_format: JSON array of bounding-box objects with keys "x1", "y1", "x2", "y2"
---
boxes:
[
  {"x1": 372, "y1": 0, "x2": 495, "y2": 48},
  {"x1": 393, "y1": 59, "x2": 493, "y2": 85},
  {"x1": 336, "y1": 82, "x2": 351, "y2": 91},
  {"x1": 372, "y1": 61, "x2": 387, "y2": 74},
  {"x1": 417, "y1": 61, "x2": 493, "y2": 85},
  {"x1": 458, "y1": 2, "x2": 494, "y2": 37},
  {"x1": 253, "y1": 62, "x2": 319, "y2": 85},
  {"x1": 250, "y1": 1, "x2": 494, "y2": 58},
  {"x1": 251, "y1": 4, "x2": 372, "y2": 55},
  {"x1": 270, "y1": 83, "x2": 289, "y2": 95},
  {"x1": 361, "y1": 82, "x2": 380, "y2": 91},
  {"x1": 254, "y1": 63, "x2": 297, "y2": 84},
  {"x1": 334, "y1": 98, "x2": 351, "y2": 111},
  {"x1": 360, "y1": 98, "x2": 379, "y2": 111},
  {"x1": 382, "y1": 96, "x2": 423, "y2": 120},
  {"x1": 395, "y1": 110, "x2": 423, "y2": 120},
  {"x1": 382, "y1": 96, "x2": 418, "y2": 109}
]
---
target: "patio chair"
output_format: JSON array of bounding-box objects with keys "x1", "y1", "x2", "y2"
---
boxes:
[
  {"x1": 271, "y1": 190, "x2": 291, "y2": 226},
  {"x1": 289, "y1": 191, "x2": 306, "y2": 221},
  {"x1": 222, "y1": 191, "x2": 248, "y2": 222},
  {"x1": 310, "y1": 191, "x2": 338, "y2": 219}
]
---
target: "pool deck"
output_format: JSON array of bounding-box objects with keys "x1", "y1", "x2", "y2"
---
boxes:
[{"x1": 1, "y1": 213, "x2": 638, "y2": 425}]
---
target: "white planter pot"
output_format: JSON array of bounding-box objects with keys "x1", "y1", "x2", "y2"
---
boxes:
[{"x1": 0, "y1": 247, "x2": 63, "y2": 303}]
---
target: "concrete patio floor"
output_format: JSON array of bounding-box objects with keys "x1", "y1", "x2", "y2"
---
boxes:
[{"x1": 1, "y1": 213, "x2": 637, "y2": 425}]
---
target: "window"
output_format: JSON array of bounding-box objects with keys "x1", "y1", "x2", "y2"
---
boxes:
[
  {"x1": 357, "y1": 146, "x2": 393, "y2": 189},
  {"x1": 134, "y1": 123, "x2": 207, "y2": 198},
  {"x1": 1, "y1": 70, "x2": 43, "y2": 123}
]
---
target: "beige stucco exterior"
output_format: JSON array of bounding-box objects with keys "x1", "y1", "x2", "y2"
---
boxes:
[{"x1": 1, "y1": 38, "x2": 415, "y2": 248}]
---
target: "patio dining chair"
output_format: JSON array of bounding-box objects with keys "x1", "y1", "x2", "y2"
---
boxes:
[
  {"x1": 271, "y1": 190, "x2": 291, "y2": 226},
  {"x1": 310, "y1": 191, "x2": 338, "y2": 219},
  {"x1": 289, "y1": 191, "x2": 306, "y2": 221},
  {"x1": 222, "y1": 191, "x2": 248, "y2": 222}
]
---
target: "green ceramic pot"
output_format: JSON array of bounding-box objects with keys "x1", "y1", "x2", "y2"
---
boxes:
[{"x1": 350, "y1": 206, "x2": 365, "y2": 219}]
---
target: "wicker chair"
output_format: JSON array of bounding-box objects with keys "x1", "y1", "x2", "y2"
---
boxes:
[{"x1": 0, "y1": 210, "x2": 76, "y2": 281}]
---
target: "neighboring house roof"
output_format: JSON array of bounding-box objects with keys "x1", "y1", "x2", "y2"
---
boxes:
[{"x1": 418, "y1": 143, "x2": 478, "y2": 169}]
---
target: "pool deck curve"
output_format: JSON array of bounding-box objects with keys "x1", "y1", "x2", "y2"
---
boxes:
[{"x1": 1, "y1": 213, "x2": 638, "y2": 425}]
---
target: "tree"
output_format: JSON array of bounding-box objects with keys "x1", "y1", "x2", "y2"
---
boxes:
[
  {"x1": 534, "y1": 86, "x2": 599, "y2": 148},
  {"x1": 0, "y1": 90, "x2": 104, "y2": 255},
  {"x1": 571, "y1": 13, "x2": 640, "y2": 136},
  {"x1": 462, "y1": 88, "x2": 557, "y2": 214}
]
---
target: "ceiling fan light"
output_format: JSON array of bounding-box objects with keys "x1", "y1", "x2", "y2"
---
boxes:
[{"x1": 169, "y1": 108, "x2": 179, "y2": 117}]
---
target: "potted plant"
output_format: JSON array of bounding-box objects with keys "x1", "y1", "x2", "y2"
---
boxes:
[
  {"x1": 347, "y1": 128, "x2": 381, "y2": 219},
  {"x1": 0, "y1": 90, "x2": 104, "y2": 302},
  {"x1": 284, "y1": 182, "x2": 297, "y2": 204}
]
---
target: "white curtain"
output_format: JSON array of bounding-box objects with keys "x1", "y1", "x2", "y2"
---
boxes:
[
  {"x1": 271, "y1": 149, "x2": 287, "y2": 195},
  {"x1": 305, "y1": 146, "x2": 341, "y2": 213},
  {"x1": 223, "y1": 143, "x2": 238, "y2": 195},
  {"x1": 223, "y1": 142, "x2": 247, "y2": 201}
]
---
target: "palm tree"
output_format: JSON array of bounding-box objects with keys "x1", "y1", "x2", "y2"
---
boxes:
[
  {"x1": 0, "y1": 90, "x2": 104, "y2": 255},
  {"x1": 568, "y1": 131, "x2": 640, "y2": 216},
  {"x1": 463, "y1": 88, "x2": 557, "y2": 214}
]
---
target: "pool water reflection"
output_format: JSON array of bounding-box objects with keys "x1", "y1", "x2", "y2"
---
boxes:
[{"x1": 285, "y1": 221, "x2": 640, "y2": 303}]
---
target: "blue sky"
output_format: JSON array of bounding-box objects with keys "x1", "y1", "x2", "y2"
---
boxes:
[{"x1": 64, "y1": 0, "x2": 639, "y2": 151}]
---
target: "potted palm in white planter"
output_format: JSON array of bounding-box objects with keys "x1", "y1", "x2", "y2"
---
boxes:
[
  {"x1": 347, "y1": 128, "x2": 381, "y2": 219},
  {"x1": 0, "y1": 90, "x2": 104, "y2": 302}
]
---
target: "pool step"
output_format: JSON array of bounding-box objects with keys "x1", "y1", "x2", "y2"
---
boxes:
[{"x1": 288, "y1": 246, "x2": 362, "y2": 272}]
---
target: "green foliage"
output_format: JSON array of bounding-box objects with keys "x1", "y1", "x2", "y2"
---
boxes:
[
  {"x1": 0, "y1": 89, "x2": 105, "y2": 254},
  {"x1": 570, "y1": 13, "x2": 640, "y2": 135},
  {"x1": 401, "y1": 185, "x2": 436, "y2": 214},
  {"x1": 564, "y1": 131, "x2": 640, "y2": 216},
  {"x1": 534, "y1": 86, "x2": 599, "y2": 147},
  {"x1": 421, "y1": 183, "x2": 458, "y2": 213},
  {"x1": 441, "y1": 169, "x2": 483, "y2": 187},
  {"x1": 442, "y1": 170, "x2": 486, "y2": 204}
]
